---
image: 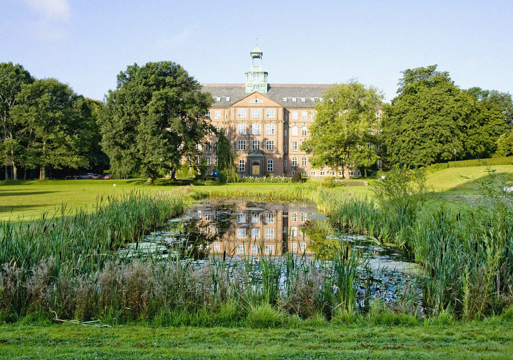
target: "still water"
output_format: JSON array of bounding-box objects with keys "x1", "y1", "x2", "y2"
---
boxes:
[{"x1": 123, "y1": 199, "x2": 418, "y2": 273}]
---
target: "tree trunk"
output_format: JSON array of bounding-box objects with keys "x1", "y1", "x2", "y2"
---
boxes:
[
  {"x1": 4, "y1": 166, "x2": 9, "y2": 180},
  {"x1": 12, "y1": 162, "x2": 17, "y2": 181},
  {"x1": 147, "y1": 177, "x2": 154, "y2": 184},
  {"x1": 364, "y1": 168, "x2": 367, "y2": 178},
  {"x1": 24, "y1": 167, "x2": 27, "y2": 180},
  {"x1": 170, "y1": 168, "x2": 176, "y2": 180},
  {"x1": 40, "y1": 166, "x2": 46, "y2": 180}
]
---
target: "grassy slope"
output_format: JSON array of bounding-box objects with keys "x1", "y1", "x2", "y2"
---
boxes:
[
  {"x1": 426, "y1": 165, "x2": 513, "y2": 194},
  {"x1": 0, "y1": 322, "x2": 512, "y2": 359}
]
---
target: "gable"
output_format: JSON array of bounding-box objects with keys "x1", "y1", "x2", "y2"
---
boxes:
[{"x1": 231, "y1": 92, "x2": 282, "y2": 108}]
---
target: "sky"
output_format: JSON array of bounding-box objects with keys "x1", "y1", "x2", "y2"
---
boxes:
[{"x1": 1, "y1": 0, "x2": 512, "y2": 102}]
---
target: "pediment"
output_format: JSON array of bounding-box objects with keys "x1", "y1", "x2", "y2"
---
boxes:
[{"x1": 231, "y1": 92, "x2": 282, "y2": 108}]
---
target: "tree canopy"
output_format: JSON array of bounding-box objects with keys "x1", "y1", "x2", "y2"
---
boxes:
[
  {"x1": 100, "y1": 62, "x2": 213, "y2": 181},
  {"x1": 11, "y1": 78, "x2": 93, "y2": 179},
  {"x1": 384, "y1": 65, "x2": 506, "y2": 167},
  {"x1": 301, "y1": 80, "x2": 383, "y2": 176}
]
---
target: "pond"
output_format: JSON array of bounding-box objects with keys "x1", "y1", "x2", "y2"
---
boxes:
[
  {"x1": 122, "y1": 199, "x2": 423, "y2": 310},
  {"x1": 123, "y1": 199, "x2": 418, "y2": 272}
]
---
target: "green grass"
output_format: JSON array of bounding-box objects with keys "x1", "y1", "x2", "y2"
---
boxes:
[
  {"x1": 426, "y1": 165, "x2": 513, "y2": 194},
  {"x1": 0, "y1": 321, "x2": 512, "y2": 359}
]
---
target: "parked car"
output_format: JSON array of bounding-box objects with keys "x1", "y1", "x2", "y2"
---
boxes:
[
  {"x1": 103, "y1": 174, "x2": 111, "y2": 180},
  {"x1": 74, "y1": 173, "x2": 99, "y2": 179}
]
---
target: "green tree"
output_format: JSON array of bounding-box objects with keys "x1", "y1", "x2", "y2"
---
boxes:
[
  {"x1": 385, "y1": 65, "x2": 474, "y2": 166},
  {"x1": 215, "y1": 132, "x2": 239, "y2": 183},
  {"x1": 0, "y1": 62, "x2": 34, "y2": 180},
  {"x1": 495, "y1": 131, "x2": 513, "y2": 157},
  {"x1": 100, "y1": 62, "x2": 213, "y2": 182},
  {"x1": 301, "y1": 80, "x2": 383, "y2": 177},
  {"x1": 467, "y1": 87, "x2": 513, "y2": 126},
  {"x1": 11, "y1": 79, "x2": 91, "y2": 179}
]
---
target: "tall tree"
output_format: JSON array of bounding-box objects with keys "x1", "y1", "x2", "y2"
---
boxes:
[
  {"x1": 0, "y1": 62, "x2": 34, "y2": 180},
  {"x1": 11, "y1": 79, "x2": 90, "y2": 179},
  {"x1": 100, "y1": 62, "x2": 213, "y2": 182},
  {"x1": 301, "y1": 80, "x2": 383, "y2": 177},
  {"x1": 215, "y1": 132, "x2": 238, "y2": 183},
  {"x1": 384, "y1": 65, "x2": 473, "y2": 166},
  {"x1": 467, "y1": 87, "x2": 513, "y2": 126}
]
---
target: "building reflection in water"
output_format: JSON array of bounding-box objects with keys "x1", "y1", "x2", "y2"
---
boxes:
[{"x1": 192, "y1": 200, "x2": 319, "y2": 258}]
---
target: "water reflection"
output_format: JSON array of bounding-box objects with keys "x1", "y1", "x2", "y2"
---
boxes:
[{"x1": 128, "y1": 200, "x2": 417, "y2": 273}]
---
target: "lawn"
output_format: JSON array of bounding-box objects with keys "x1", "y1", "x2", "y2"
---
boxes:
[{"x1": 0, "y1": 321, "x2": 512, "y2": 359}]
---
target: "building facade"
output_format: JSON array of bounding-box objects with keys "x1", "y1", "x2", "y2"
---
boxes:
[{"x1": 201, "y1": 46, "x2": 361, "y2": 178}]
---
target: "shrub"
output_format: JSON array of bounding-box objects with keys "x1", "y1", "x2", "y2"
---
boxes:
[{"x1": 291, "y1": 172, "x2": 303, "y2": 183}]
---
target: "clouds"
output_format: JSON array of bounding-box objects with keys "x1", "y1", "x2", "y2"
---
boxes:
[{"x1": 16, "y1": 0, "x2": 71, "y2": 41}]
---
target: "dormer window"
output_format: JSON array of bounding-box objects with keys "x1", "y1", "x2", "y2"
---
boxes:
[
  {"x1": 311, "y1": 98, "x2": 315, "y2": 102},
  {"x1": 283, "y1": 98, "x2": 287, "y2": 102},
  {"x1": 301, "y1": 98, "x2": 305, "y2": 102},
  {"x1": 226, "y1": 97, "x2": 231, "y2": 101},
  {"x1": 292, "y1": 98, "x2": 297, "y2": 102},
  {"x1": 216, "y1": 97, "x2": 221, "y2": 102}
]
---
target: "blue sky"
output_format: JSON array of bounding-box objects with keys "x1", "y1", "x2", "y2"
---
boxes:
[{"x1": 1, "y1": 0, "x2": 512, "y2": 102}]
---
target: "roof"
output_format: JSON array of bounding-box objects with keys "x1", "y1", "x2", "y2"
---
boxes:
[{"x1": 201, "y1": 84, "x2": 332, "y2": 109}]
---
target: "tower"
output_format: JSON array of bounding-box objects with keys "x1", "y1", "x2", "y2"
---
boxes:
[{"x1": 245, "y1": 45, "x2": 268, "y2": 93}]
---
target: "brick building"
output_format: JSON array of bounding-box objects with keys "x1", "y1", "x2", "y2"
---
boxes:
[{"x1": 201, "y1": 46, "x2": 361, "y2": 178}]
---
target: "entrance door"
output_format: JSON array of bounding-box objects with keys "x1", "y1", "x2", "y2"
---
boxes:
[{"x1": 252, "y1": 162, "x2": 260, "y2": 176}]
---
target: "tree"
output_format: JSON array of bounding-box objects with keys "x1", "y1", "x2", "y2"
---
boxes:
[
  {"x1": 385, "y1": 66, "x2": 508, "y2": 167},
  {"x1": 215, "y1": 132, "x2": 239, "y2": 183},
  {"x1": 0, "y1": 62, "x2": 34, "y2": 180},
  {"x1": 495, "y1": 131, "x2": 513, "y2": 157},
  {"x1": 301, "y1": 80, "x2": 383, "y2": 177},
  {"x1": 467, "y1": 87, "x2": 513, "y2": 126},
  {"x1": 100, "y1": 62, "x2": 213, "y2": 182},
  {"x1": 11, "y1": 79, "x2": 91, "y2": 179}
]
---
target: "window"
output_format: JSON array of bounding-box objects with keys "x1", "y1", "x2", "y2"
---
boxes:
[
  {"x1": 252, "y1": 212, "x2": 260, "y2": 223},
  {"x1": 311, "y1": 171, "x2": 316, "y2": 176},
  {"x1": 292, "y1": 112, "x2": 298, "y2": 120},
  {"x1": 266, "y1": 124, "x2": 275, "y2": 135},
  {"x1": 252, "y1": 109, "x2": 261, "y2": 118},
  {"x1": 251, "y1": 245, "x2": 260, "y2": 253},
  {"x1": 265, "y1": 228, "x2": 274, "y2": 239},
  {"x1": 239, "y1": 159, "x2": 245, "y2": 172},
  {"x1": 301, "y1": 111, "x2": 307, "y2": 120},
  {"x1": 214, "y1": 243, "x2": 220, "y2": 251},
  {"x1": 214, "y1": 111, "x2": 220, "y2": 119},
  {"x1": 205, "y1": 156, "x2": 211, "y2": 166},
  {"x1": 238, "y1": 140, "x2": 246, "y2": 151},
  {"x1": 238, "y1": 109, "x2": 246, "y2": 118},
  {"x1": 252, "y1": 124, "x2": 260, "y2": 135},
  {"x1": 301, "y1": 126, "x2": 307, "y2": 136},
  {"x1": 216, "y1": 97, "x2": 221, "y2": 102},
  {"x1": 292, "y1": 243, "x2": 297, "y2": 252},
  {"x1": 301, "y1": 98, "x2": 305, "y2": 102},
  {"x1": 266, "y1": 141, "x2": 275, "y2": 151},
  {"x1": 266, "y1": 109, "x2": 275, "y2": 118},
  {"x1": 197, "y1": 144, "x2": 202, "y2": 151},
  {"x1": 237, "y1": 228, "x2": 246, "y2": 239},
  {"x1": 251, "y1": 228, "x2": 260, "y2": 239},
  {"x1": 301, "y1": 171, "x2": 306, "y2": 176},
  {"x1": 291, "y1": 126, "x2": 298, "y2": 136},
  {"x1": 292, "y1": 156, "x2": 298, "y2": 166},
  {"x1": 265, "y1": 244, "x2": 274, "y2": 254},
  {"x1": 284, "y1": 145, "x2": 287, "y2": 152},
  {"x1": 283, "y1": 97, "x2": 287, "y2": 102},
  {"x1": 226, "y1": 97, "x2": 230, "y2": 101},
  {"x1": 301, "y1": 157, "x2": 307, "y2": 167},
  {"x1": 215, "y1": 157, "x2": 218, "y2": 166},
  {"x1": 237, "y1": 245, "x2": 246, "y2": 254},
  {"x1": 250, "y1": 99, "x2": 263, "y2": 103},
  {"x1": 205, "y1": 142, "x2": 211, "y2": 151},
  {"x1": 238, "y1": 124, "x2": 246, "y2": 135},
  {"x1": 252, "y1": 140, "x2": 260, "y2": 150},
  {"x1": 291, "y1": 227, "x2": 297, "y2": 236},
  {"x1": 329, "y1": 171, "x2": 334, "y2": 176},
  {"x1": 291, "y1": 212, "x2": 297, "y2": 222},
  {"x1": 300, "y1": 212, "x2": 307, "y2": 221},
  {"x1": 215, "y1": 125, "x2": 221, "y2": 133},
  {"x1": 311, "y1": 111, "x2": 316, "y2": 120},
  {"x1": 267, "y1": 159, "x2": 273, "y2": 172},
  {"x1": 292, "y1": 98, "x2": 297, "y2": 102},
  {"x1": 266, "y1": 213, "x2": 274, "y2": 223},
  {"x1": 237, "y1": 213, "x2": 246, "y2": 223},
  {"x1": 204, "y1": 214, "x2": 212, "y2": 221},
  {"x1": 284, "y1": 160, "x2": 287, "y2": 170},
  {"x1": 300, "y1": 243, "x2": 306, "y2": 252},
  {"x1": 285, "y1": 130, "x2": 288, "y2": 136},
  {"x1": 292, "y1": 141, "x2": 298, "y2": 151},
  {"x1": 320, "y1": 171, "x2": 325, "y2": 176},
  {"x1": 253, "y1": 73, "x2": 260, "y2": 81}
]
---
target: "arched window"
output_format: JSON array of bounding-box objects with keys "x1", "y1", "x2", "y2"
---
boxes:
[
  {"x1": 301, "y1": 126, "x2": 307, "y2": 136},
  {"x1": 292, "y1": 156, "x2": 298, "y2": 167},
  {"x1": 291, "y1": 126, "x2": 298, "y2": 136},
  {"x1": 301, "y1": 157, "x2": 307, "y2": 167}
]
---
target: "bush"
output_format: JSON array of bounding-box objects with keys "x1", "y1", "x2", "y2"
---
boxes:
[{"x1": 291, "y1": 172, "x2": 303, "y2": 183}]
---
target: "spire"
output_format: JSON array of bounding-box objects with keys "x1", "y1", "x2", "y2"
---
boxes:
[{"x1": 245, "y1": 45, "x2": 268, "y2": 93}]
